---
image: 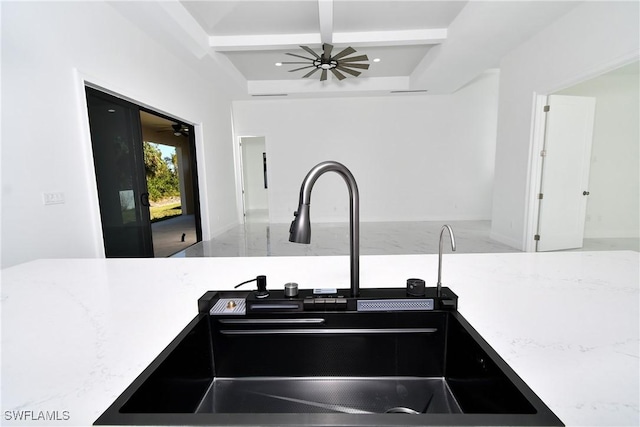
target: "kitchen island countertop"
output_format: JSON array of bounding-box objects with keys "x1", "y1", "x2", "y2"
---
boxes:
[{"x1": 1, "y1": 251, "x2": 638, "y2": 426}]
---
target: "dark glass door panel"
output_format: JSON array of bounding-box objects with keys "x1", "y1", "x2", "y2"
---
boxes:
[{"x1": 86, "y1": 87, "x2": 153, "y2": 257}]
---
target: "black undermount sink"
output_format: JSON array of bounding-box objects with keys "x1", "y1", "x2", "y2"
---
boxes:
[{"x1": 94, "y1": 287, "x2": 563, "y2": 426}]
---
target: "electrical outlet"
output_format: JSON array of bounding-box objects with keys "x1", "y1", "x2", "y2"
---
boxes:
[{"x1": 43, "y1": 192, "x2": 65, "y2": 205}]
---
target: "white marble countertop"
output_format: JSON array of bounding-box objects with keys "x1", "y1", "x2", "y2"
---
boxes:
[{"x1": 1, "y1": 251, "x2": 638, "y2": 426}]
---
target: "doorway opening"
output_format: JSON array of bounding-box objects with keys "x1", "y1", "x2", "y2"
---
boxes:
[
  {"x1": 534, "y1": 94, "x2": 596, "y2": 252},
  {"x1": 139, "y1": 110, "x2": 202, "y2": 257},
  {"x1": 528, "y1": 61, "x2": 639, "y2": 252},
  {"x1": 85, "y1": 87, "x2": 202, "y2": 258},
  {"x1": 239, "y1": 136, "x2": 269, "y2": 224}
]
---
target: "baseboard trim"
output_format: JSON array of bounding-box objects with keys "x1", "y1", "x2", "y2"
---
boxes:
[
  {"x1": 489, "y1": 230, "x2": 524, "y2": 251},
  {"x1": 210, "y1": 221, "x2": 239, "y2": 238}
]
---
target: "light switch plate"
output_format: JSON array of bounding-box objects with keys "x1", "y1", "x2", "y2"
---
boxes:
[{"x1": 43, "y1": 192, "x2": 65, "y2": 205}]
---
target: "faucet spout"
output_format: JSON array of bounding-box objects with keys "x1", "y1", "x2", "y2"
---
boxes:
[
  {"x1": 437, "y1": 224, "x2": 456, "y2": 297},
  {"x1": 289, "y1": 161, "x2": 360, "y2": 297}
]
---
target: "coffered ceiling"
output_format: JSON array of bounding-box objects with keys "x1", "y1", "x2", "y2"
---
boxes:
[{"x1": 111, "y1": 0, "x2": 581, "y2": 98}]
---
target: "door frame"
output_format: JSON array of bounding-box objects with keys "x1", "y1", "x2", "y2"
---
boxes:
[
  {"x1": 238, "y1": 136, "x2": 269, "y2": 223},
  {"x1": 75, "y1": 70, "x2": 205, "y2": 257},
  {"x1": 233, "y1": 135, "x2": 270, "y2": 224}
]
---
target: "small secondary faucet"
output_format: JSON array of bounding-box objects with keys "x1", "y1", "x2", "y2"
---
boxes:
[
  {"x1": 437, "y1": 225, "x2": 456, "y2": 297},
  {"x1": 289, "y1": 161, "x2": 360, "y2": 297}
]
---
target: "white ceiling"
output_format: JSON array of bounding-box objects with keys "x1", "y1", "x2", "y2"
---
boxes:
[{"x1": 111, "y1": 0, "x2": 582, "y2": 98}]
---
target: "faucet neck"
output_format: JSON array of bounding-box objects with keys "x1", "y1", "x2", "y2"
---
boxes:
[
  {"x1": 298, "y1": 161, "x2": 358, "y2": 206},
  {"x1": 296, "y1": 161, "x2": 360, "y2": 297},
  {"x1": 437, "y1": 224, "x2": 456, "y2": 297}
]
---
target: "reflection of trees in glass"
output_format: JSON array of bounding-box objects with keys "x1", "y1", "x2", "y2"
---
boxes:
[
  {"x1": 143, "y1": 142, "x2": 179, "y2": 202},
  {"x1": 113, "y1": 136, "x2": 133, "y2": 189}
]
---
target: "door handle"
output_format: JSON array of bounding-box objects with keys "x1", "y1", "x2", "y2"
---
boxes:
[
  {"x1": 583, "y1": 191, "x2": 590, "y2": 196},
  {"x1": 140, "y1": 192, "x2": 150, "y2": 207}
]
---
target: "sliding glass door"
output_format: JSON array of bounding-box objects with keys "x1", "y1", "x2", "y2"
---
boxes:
[{"x1": 86, "y1": 87, "x2": 154, "y2": 257}]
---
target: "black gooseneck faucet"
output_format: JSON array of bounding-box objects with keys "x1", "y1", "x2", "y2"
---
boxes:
[{"x1": 289, "y1": 161, "x2": 360, "y2": 297}]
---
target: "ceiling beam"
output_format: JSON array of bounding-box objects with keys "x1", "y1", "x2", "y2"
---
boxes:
[
  {"x1": 334, "y1": 29, "x2": 447, "y2": 47},
  {"x1": 210, "y1": 33, "x2": 321, "y2": 51},
  {"x1": 156, "y1": 1, "x2": 210, "y2": 58},
  {"x1": 318, "y1": 0, "x2": 334, "y2": 44},
  {"x1": 210, "y1": 28, "x2": 447, "y2": 51}
]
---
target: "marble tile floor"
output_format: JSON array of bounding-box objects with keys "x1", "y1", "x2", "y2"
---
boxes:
[
  {"x1": 575, "y1": 236, "x2": 639, "y2": 252},
  {"x1": 174, "y1": 220, "x2": 511, "y2": 257},
  {"x1": 173, "y1": 219, "x2": 639, "y2": 258}
]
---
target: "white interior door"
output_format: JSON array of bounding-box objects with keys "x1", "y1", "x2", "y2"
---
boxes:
[{"x1": 536, "y1": 95, "x2": 596, "y2": 251}]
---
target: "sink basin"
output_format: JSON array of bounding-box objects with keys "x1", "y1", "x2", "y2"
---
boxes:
[{"x1": 95, "y1": 288, "x2": 563, "y2": 426}]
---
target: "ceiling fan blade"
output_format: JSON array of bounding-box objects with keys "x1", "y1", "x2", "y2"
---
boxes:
[
  {"x1": 332, "y1": 46, "x2": 356, "y2": 60},
  {"x1": 336, "y1": 65, "x2": 361, "y2": 77},
  {"x1": 320, "y1": 69, "x2": 328, "y2": 81},
  {"x1": 323, "y1": 43, "x2": 333, "y2": 59},
  {"x1": 339, "y1": 54, "x2": 369, "y2": 63},
  {"x1": 341, "y1": 63, "x2": 369, "y2": 70},
  {"x1": 286, "y1": 52, "x2": 315, "y2": 61},
  {"x1": 289, "y1": 65, "x2": 315, "y2": 72},
  {"x1": 303, "y1": 68, "x2": 320, "y2": 78},
  {"x1": 330, "y1": 68, "x2": 346, "y2": 81},
  {"x1": 300, "y1": 46, "x2": 320, "y2": 59}
]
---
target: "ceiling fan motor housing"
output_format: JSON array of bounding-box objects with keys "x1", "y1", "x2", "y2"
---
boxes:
[{"x1": 316, "y1": 58, "x2": 337, "y2": 70}]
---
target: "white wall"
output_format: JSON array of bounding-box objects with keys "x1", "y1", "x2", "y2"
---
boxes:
[
  {"x1": 1, "y1": 1, "x2": 243, "y2": 268},
  {"x1": 232, "y1": 71, "x2": 499, "y2": 224},
  {"x1": 241, "y1": 137, "x2": 269, "y2": 212},
  {"x1": 491, "y1": 1, "x2": 639, "y2": 249},
  {"x1": 556, "y1": 67, "x2": 639, "y2": 239}
]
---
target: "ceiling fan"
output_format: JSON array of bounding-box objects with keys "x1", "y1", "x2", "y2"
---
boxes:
[
  {"x1": 158, "y1": 123, "x2": 189, "y2": 137},
  {"x1": 283, "y1": 44, "x2": 370, "y2": 81}
]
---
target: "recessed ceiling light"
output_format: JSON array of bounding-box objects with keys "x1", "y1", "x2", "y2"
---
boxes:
[
  {"x1": 275, "y1": 62, "x2": 283, "y2": 67},
  {"x1": 107, "y1": 109, "x2": 116, "y2": 113},
  {"x1": 373, "y1": 58, "x2": 381, "y2": 63}
]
